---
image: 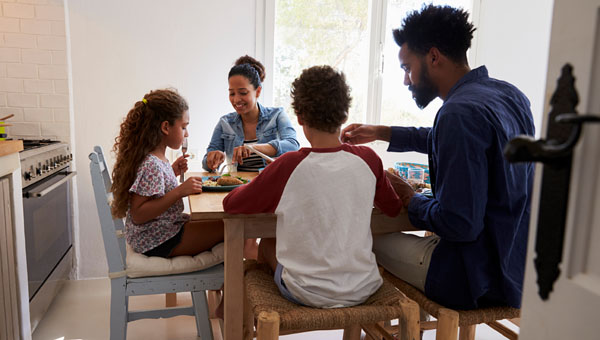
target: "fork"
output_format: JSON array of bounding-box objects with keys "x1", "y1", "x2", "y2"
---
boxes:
[
  {"x1": 179, "y1": 138, "x2": 188, "y2": 183},
  {"x1": 217, "y1": 162, "x2": 233, "y2": 175}
]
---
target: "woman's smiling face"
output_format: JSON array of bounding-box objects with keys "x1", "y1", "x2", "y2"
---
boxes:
[{"x1": 228, "y1": 75, "x2": 261, "y2": 116}]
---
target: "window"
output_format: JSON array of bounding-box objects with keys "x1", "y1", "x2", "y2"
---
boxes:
[{"x1": 268, "y1": 0, "x2": 474, "y2": 143}]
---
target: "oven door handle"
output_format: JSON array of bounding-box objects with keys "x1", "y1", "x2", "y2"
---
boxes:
[{"x1": 24, "y1": 171, "x2": 77, "y2": 198}]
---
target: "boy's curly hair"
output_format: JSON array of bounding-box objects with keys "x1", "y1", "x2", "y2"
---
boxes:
[
  {"x1": 291, "y1": 65, "x2": 351, "y2": 133},
  {"x1": 393, "y1": 4, "x2": 475, "y2": 64},
  {"x1": 110, "y1": 89, "x2": 188, "y2": 218}
]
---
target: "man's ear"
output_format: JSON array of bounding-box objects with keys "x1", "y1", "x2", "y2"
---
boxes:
[
  {"x1": 297, "y1": 115, "x2": 304, "y2": 126},
  {"x1": 160, "y1": 121, "x2": 170, "y2": 135},
  {"x1": 429, "y1": 47, "x2": 441, "y2": 66}
]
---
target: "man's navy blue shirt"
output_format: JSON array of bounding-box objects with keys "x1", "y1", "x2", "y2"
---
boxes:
[{"x1": 388, "y1": 66, "x2": 535, "y2": 309}]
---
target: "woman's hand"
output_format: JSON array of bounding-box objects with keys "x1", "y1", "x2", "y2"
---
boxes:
[
  {"x1": 385, "y1": 170, "x2": 415, "y2": 208},
  {"x1": 178, "y1": 177, "x2": 204, "y2": 196},
  {"x1": 232, "y1": 145, "x2": 251, "y2": 164},
  {"x1": 172, "y1": 154, "x2": 189, "y2": 176},
  {"x1": 206, "y1": 150, "x2": 226, "y2": 171}
]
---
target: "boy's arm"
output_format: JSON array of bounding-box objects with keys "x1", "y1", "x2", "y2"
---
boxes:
[{"x1": 223, "y1": 151, "x2": 305, "y2": 214}]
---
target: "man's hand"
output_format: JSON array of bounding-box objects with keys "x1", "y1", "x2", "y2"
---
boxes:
[
  {"x1": 385, "y1": 170, "x2": 415, "y2": 207},
  {"x1": 206, "y1": 150, "x2": 225, "y2": 171},
  {"x1": 341, "y1": 124, "x2": 391, "y2": 144}
]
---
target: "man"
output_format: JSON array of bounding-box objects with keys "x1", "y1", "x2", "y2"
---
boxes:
[{"x1": 342, "y1": 5, "x2": 535, "y2": 310}]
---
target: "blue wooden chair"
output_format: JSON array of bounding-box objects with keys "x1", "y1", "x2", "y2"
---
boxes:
[{"x1": 89, "y1": 146, "x2": 224, "y2": 340}]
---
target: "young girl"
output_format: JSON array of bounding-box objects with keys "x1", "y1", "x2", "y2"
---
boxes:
[{"x1": 111, "y1": 89, "x2": 224, "y2": 258}]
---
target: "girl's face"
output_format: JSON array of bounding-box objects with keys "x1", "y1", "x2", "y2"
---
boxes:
[
  {"x1": 228, "y1": 75, "x2": 261, "y2": 116},
  {"x1": 164, "y1": 110, "x2": 189, "y2": 149}
]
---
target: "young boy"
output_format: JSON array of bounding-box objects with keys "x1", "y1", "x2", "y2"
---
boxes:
[{"x1": 223, "y1": 65, "x2": 402, "y2": 308}]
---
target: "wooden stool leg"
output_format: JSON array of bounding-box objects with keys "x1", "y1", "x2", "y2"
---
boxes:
[
  {"x1": 436, "y1": 308, "x2": 459, "y2": 340},
  {"x1": 243, "y1": 291, "x2": 255, "y2": 340},
  {"x1": 399, "y1": 296, "x2": 420, "y2": 340},
  {"x1": 342, "y1": 324, "x2": 362, "y2": 340},
  {"x1": 257, "y1": 311, "x2": 280, "y2": 340},
  {"x1": 458, "y1": 325, "x2": 476, "y2": 340},
  {"x1": 165, "y1": 292, "x2": 177, "y2": 307}
]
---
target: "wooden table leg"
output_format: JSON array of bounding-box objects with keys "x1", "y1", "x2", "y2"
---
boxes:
[{"x1": 224, "y1": 218, "x2": 244, "y2": 340}]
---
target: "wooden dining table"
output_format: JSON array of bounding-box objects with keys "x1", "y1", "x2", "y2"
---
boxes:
[{"x1": 187, "y1": 171, "x2": 416, "y2": 340}]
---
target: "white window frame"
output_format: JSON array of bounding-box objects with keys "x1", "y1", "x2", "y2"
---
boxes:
[{"x1": 256, "y1": 0, "x2": 480, "y2": 164}]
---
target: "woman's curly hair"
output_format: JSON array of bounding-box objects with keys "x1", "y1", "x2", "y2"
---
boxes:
[
  {"x1": 393, "y1": 4, "x2": 475, "y2": 64},
  {"x1": 291, "y1": 65, "x2": 351, "y2": 133},
  {"x1": 110, "y1": 89, "x2": 188, "y2": 218},
  {"x1": 228, "y1": 55, "x2": 265, "y2": 89}
]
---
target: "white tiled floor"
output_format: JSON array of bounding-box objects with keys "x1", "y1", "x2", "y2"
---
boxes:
[{"x1": 32, "y1": 278, "x2": 518, "y2": 340}]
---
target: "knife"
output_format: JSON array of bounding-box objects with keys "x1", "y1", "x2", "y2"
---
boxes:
[{"x1": 244, "y1": 144, "x2": 274, "y2": 163}]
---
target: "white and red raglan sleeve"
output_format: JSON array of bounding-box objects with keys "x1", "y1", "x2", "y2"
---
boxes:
[
  {"x1": 223, "y1": 150, "x2": 308, "y2": 214},
  {"x1": 345, "y1": 144, "x2": 402, "y2": 217}
]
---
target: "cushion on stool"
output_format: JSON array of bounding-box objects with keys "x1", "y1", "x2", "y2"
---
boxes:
[
  {"x1": 125, "y1": 242, "x2": 224, "y2": 278},
  {"x1": 245, "y1": 261, "x2": 404, "y2": 332}
]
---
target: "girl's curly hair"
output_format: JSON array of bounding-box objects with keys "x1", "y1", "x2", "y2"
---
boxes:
[
  {"x1": 291, "y1": 65, "x2": 351, "y2": 133},
  {"x1": 110, "y1": 89, "x2": 188, "y2": 218},
  {"x1": 393, "y1": 4, "x2": 475, "y2": 64}
]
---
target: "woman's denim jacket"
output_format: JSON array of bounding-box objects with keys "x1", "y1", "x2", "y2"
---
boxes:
[{"x1": 202, "y1": 103, "x2": 299, "y2": 171}]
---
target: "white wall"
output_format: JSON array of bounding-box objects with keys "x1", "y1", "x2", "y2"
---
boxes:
[
  {"x1": 67, "y1": 0, "x2": 258, "y2": 279},
  {"x1": 471, "y1": 0, "x2": 554, "y2": 137},
  {"x1": 0, "y1": 0, "x2": 70, "y2": 141}
]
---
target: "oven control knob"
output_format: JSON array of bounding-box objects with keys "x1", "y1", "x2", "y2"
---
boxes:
[
  {"x1": 36, "y1": 167, "x2": 41, "y2": 176},
  {"x1": 24, "y1": 172, "x2": 31, "y2": 180}
]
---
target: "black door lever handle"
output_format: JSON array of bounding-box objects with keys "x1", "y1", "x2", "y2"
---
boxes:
[{"x1": 504, "y1": 113, "x2": 600, "y2": 164}]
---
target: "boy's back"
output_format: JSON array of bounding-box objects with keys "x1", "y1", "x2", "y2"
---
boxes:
[{"x1": 223, "y1": 143, "x2": 401, "y2": 307}]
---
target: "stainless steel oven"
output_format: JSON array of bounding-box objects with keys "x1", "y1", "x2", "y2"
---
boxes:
[{"x1": 19, "y1": 139, "x2": 75, "y2": 330}]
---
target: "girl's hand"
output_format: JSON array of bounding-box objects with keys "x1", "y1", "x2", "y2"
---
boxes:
[
  {"x1": 206, "y1": 150, "x2": 225, "y2": 171},
  {"x1": 178, "y1": 176, "x2": 203, "y2": 196},
  {"x1": 232, "y1": 145, "x2": 250, "y2": 164},
  {"x1": 172, "y1": 154, "x2": 189, "y2": 176}
]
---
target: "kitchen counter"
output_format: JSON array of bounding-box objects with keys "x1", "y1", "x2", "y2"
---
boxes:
[{"x1": 0, "y1": 140, "x2": 24, "y2": 157}]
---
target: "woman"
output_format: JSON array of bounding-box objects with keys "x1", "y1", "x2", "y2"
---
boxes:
[
  {"x1": 202, "y1": 55, "x2": 299, "y2": 172},
  {"x1": 203, "y1": 55, "x2": 299, "y2": 259}
]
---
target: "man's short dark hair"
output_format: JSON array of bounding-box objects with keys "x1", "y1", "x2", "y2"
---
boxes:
[
  {"x1": 291, "y1": 65, "x2": 351, "y2": 133},
  {"x1": 393, "y1": 4, "x2": 475, "y2": 64}
]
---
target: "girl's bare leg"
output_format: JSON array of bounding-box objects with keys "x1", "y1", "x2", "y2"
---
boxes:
[{"x1": 169, "y1": 219, "x2": 224, "y2": 257}]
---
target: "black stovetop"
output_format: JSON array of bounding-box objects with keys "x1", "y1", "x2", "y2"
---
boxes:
[{"x1": 20, "y1": 139, "x2": 60, "y2": 151}]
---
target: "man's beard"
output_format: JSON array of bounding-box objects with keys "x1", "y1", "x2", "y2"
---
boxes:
[{"x1": 408, "y1": 65, "x2": 438, "y2": 109}]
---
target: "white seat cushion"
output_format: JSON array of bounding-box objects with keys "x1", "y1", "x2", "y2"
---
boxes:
[{"x1": 125, "y1": 242, "x2": 224, "y2": 278}]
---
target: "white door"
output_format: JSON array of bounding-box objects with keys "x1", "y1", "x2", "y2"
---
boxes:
[{"x1": 519, "y1": 0, "x2": 600, "y2": 339}]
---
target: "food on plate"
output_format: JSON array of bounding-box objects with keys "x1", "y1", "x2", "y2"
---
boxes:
[
  {"x1": 202, "y1": 175, "x2": 249, "y2": 187},
  {"x1": 217, "y1": 176, "x2": 243, "y2": 186}
]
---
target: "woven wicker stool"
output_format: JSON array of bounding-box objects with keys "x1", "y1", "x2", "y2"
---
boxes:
[
  {"x1": 382, "y1": 270, "x2": 520, "y2": 340},
  {"x1": 243, "y1": 261, "x2": 421, "y2": 340}
]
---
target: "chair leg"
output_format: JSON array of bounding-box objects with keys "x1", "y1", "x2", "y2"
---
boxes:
[
  {"x1": 192, "y1": 290, "x2": 214, "y2": 340},
  {"x1": 436, "y1": 308, "x2": 459, "y2": 340},
  {"x1": 458, "y1": 325, "x2": 476, "y2": 340},
  {"x1": 256, "y1": 311, "x2": 280, "y2": 340},
  {"x1": 165, "y1": 292, "x2": 177, "y2": 307},
  {"x1": 109, "y1": 277, "x2": 127, "y2": 340},
  {"x1": 399, "y1": 296, "x2": 420, "y2": 340},
  {"x1": 342, "y1": 324, "x2": 361, "y2": 340}
]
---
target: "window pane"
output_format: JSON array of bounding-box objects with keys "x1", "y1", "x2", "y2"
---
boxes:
[
  {"x1": 380, "y1": 0, "x2": 473, "y2": 128},
  {"x1": 273, "y1": 0, "x2": 370, "y2": 144}
]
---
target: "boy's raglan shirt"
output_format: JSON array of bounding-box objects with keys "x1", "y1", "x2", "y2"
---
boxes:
[{"x1": 223, "y1": 144, "x2": 401, "y2": 308}]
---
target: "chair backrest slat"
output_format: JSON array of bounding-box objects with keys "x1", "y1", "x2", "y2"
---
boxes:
[{"x1": 89, "y1": 147, "x2": 126, "y2": 273}]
